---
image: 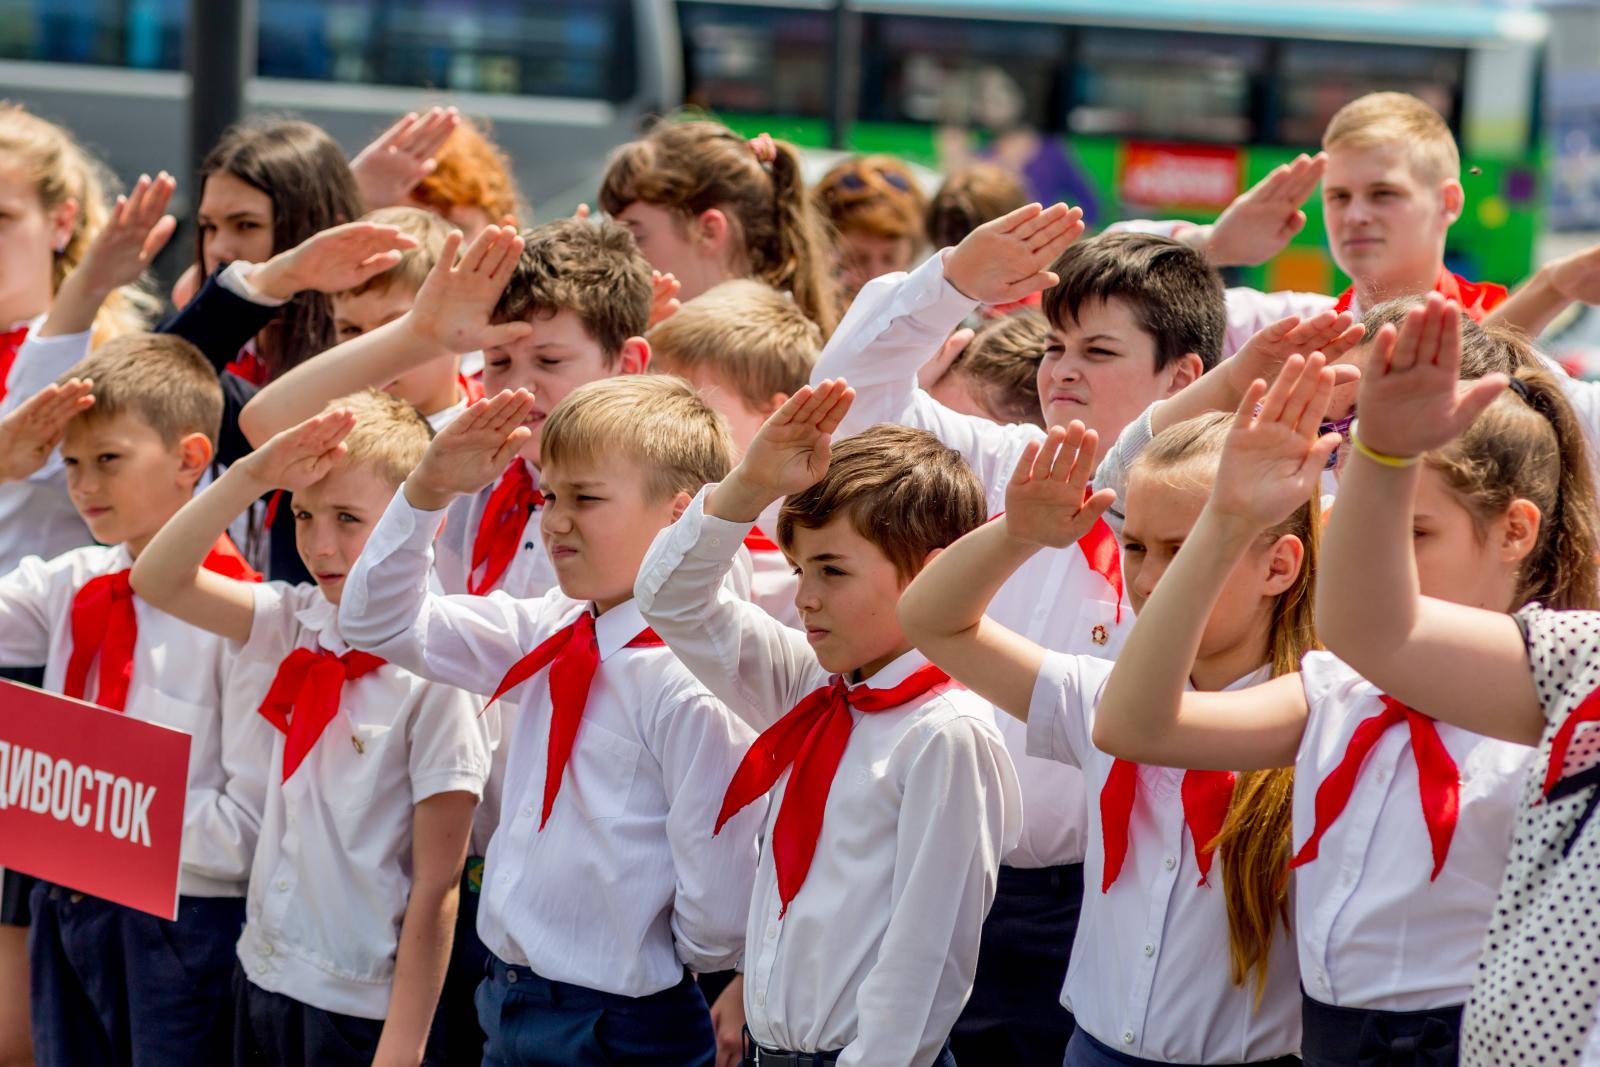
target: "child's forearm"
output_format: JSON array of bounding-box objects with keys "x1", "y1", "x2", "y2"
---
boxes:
[
  {"x1": 901, "y1": 519, "x2": 1038, "y2": 639},
  {"x1": 129, "y1": 463, "x2": 264, "y2": 641},
  {"x1": 1095, "y1": 507, "x2": 1255, "y2": 759},
  {"x1": 37, "y1": 268, "x2": 113, "y2": 339},
  {"x1": 238, "y1": 315, "x2": 449, "y2": 445},
  {"x1": 372, "y1": 880, "x2": 458, "y2": 1067},
  {"x1": 1316, "y1": 451, "x2": 1422, "y2": 667},
  {"x1": 706, "y1": 470, "x2": 781, "y2": 524},
  {"x1": 373, "y1": 792, "x2": 473, "y2": 1067},
  {"x1": 1484, "y1": 265, "x2": 1572, "y2": 340}
]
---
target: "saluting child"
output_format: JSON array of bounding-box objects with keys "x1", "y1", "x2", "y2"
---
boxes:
[{"x1": 130, "y1": 390, "x2": 489, "y2": 1067}]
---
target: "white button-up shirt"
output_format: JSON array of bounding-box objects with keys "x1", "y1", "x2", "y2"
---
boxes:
[
  {"x1": 1296, "y1": 652, "x2": 1533, "y2": 1011},
  {"x1": 1027, "y1": 651, "x2": 1301, "y2": 1062},
  {"x1": 636, "y1": 490, "x2": 1022, "y2": 1067},
  {"x1": 0, "y1": 327, "x2": 93, "y2": 579},
  {"x1": 338, "y1": 491, "x2": 759, "y2": 997},
  {"x1": 0, "y1": 543, "x2": 265, "y2": 896},
  {"x1": 231, "y1": 581, "x2": 487, "y2": 1019},
  {"x1": 813, "y1": 256, "x2": 1127, "y2": 868}
]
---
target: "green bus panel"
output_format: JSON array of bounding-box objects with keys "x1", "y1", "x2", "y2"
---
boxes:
[{"x1": 716, "y1": 113, "x2": 1543, "y2": 294}]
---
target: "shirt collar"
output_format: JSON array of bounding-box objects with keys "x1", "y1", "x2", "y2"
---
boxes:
[
  {"x1": 593, "y1": 598, "x2": 650, "y2": 661},
  {"x1": 847, "y1": 647, "x2": 929, "y2": 691},
  {"x1": 293, "y1": 592, "x2": 347, "y2": 654}
]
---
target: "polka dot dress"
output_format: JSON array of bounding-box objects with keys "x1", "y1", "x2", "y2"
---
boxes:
[{"x1": 1461, "y1": 605, "x2": 1600, "y2": 1066}]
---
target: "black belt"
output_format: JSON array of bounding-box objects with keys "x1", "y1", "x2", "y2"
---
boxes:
[{"x1": 743, "y1": 1027, "x2": 839, "y2": 1066}]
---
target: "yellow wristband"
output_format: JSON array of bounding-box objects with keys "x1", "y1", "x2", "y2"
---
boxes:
[{"x1": 1348, "y1": 420, "x2": 1421, "y2": 469}]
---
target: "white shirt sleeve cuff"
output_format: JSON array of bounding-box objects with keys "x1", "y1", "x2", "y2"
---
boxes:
[{"x1": 218, "y1": 260, "x2": 291, "y2": 308}]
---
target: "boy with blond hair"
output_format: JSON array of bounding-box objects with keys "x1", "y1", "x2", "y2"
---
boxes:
[
  {"x1": 0, "y1": 334, "x2": 270, "y2": 1066},
  {"x1": 238, "y1": 221, "x2": 653, "y2": 602},
  {"x1": 649, "y1": 277, "x2": 822, "y2": 624},
  {"x1": 635, "y1": 380, "x2": 1021, "y2": 1067},
  {"x1": 130, "y1": 388, "x2": 489, "y2": 1067},
  {"x1": 337, "y1": 375, "x2": 761, "y2": 1066},
  {"x1": 1122, "y1": 91, "x2": 1517, "y2": 354}
]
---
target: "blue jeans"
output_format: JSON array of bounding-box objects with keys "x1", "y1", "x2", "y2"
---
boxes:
[
  {"x1": 477, "y1": 954, "x2": 715, "y2": 1067},
  {"x1": 28, "y1": 884, "x2": 242, "y2": 1067}
]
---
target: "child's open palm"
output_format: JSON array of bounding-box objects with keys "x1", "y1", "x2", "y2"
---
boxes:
[
  {"x1": 410, "y1": 226, "x2": 533, "y2": 353},
  {"x1": 1002, "y1": 421, "x2": 1115, "y2": 549},
  {"x1": 78, "y1": 173, "x2": 178, "y2": 294},
  {"x1": 241, "y1": 410, "x2": 357, "y2": 492},
  {"x1": 349, "y1": 106, "x2": 460, "y2": 210},
  {"x1": 738, "y1": 380, "x2": 855, "y2": 499},
  {"x1": 1203, "y1": 152, "x2": 1326, "y2": 267},
  {"x1": 408, "y1": 389, "x2": 536, "y2": 507},
  {"x1": 253, "y1": 221, "x2": 420, "y2": 300},
  {"x1": 1211, "y1": 353, "x2": 1341, "y2": 530},
  {"x1": 1228, "y1": 310, "x2": 1364, "y2": 397},
  {"x1": 944, "y1": 202, "x2": 1085, "y2": 306},
  {"x1": 1354, "y1": 293, "x2": 1507, "y2": 459},
  {"x1": 0, "y1": 379, "x2": 94, "y2": 483}
]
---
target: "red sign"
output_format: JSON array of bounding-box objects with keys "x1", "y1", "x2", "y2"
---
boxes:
[
  {"x1": 1119, "y1": 141, "x2": 1243, "y2": 211},
  {"x1": 0, "y1": 680, "x2": 190, "y2": 919}
]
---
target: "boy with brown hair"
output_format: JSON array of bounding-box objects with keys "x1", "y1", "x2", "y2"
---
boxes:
[
  {"x1": 635, "y1": 380, "x2": 1021, "y2": 1066},
  {"x1": 130, "y1": 388, "x2": 489, "y2": 1067},
  {"x1": 648, "y1": 277, "x2": 823, "y2": 624},
  {"x1": 0, "y1": 333, "x2": 271, "y2": 1066},
  {"x1": 336, "y1": 376, "x2": 761, "y2": 1066},
  {"x1": 813, "y1": 203, "x2": 1362, "y2": 1065},
  {"x1": 239, "y1": 220, "x2": 653, "y2": 601}
]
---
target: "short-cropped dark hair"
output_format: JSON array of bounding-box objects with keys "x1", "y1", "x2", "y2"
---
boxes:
[
  {"x1": 1042, "y1": 232, "x2": 1225, "y2": 373},
  {"x1": 777, "y1": 424, "x2": 987, "y2": 582}
]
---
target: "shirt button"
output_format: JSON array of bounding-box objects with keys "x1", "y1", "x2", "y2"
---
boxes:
[
  {"x1": 755, "y1": 992, "x2": 765, "y2": 1007},
  {"x1": 275, "y1": 879, "x2": 289, "y2": 892},
  {"x1": 1164, "y1": 855, "x2": 1176, "y2": 871},
  {"x1": 709, "y1": 537, "x2": 721, "y2": 548},
  {"x1": 1375, "y1": 769, "x2": 1388, "y2": 785},
  {"x1": 258, "y1": 942, "x2": 274, "y2": 957},
  {"x1": 766, "y1": 926, "x2": 777, "y2": 942},
  {"x1": 1122, "y1": 1030, "x2": 1135, "y2": 1045},
  {"x1": 1143, "y1": 942, "x2": 1155, "y2": 956}
]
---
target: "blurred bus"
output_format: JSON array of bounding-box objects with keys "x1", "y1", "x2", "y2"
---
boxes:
[
  {"x1": 0, "y1": 0, "x2": 1547, "y2": 290},
  {"x1": 0, "y1": 0, "x2": 682, "y2": 215},
  {"x1": 680, "y1": 0, "x2": 1549, "y2": 292}
]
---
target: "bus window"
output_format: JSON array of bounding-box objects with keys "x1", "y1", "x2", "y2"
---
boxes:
[
  {"x1": 256, "y1": 0, "x2": 638, "y2": 101},
  {"x1": 857, "y1": 14, "x2": 1065, "y2": 131},
  {"x1": 1275, "y1": 41, "x2": 1463, "y2": 146},
  {"x1": 0, "y1": 0, "x2": 185, "y2": 69},
  {"x1": 1067, "y1": 29, "x2": 1264, "y2": 144},
  {"x1": 679, "y1": 2, "x2": 833, "y2": 118}
]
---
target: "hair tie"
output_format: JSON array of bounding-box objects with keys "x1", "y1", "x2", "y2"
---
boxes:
[
  {"x1": 747, "y1": 132, "x2": 777, "y2": 168},
  {"x1": 1507, "y1": 377, "x2": 1534, "y2": 405}
]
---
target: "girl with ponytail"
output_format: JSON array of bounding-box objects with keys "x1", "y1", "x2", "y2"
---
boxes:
[
  {"x1": 1091, "y1": 295, "x2": 1591, "y2": 1066},
  {"x1": 598, "y1": 118, "x2": 841, "y2": 336},
  {"x1": 899, "y1": 387, "x2": 1322, "y2": 1063}
]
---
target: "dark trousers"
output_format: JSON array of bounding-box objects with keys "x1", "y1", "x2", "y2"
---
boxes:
[
  {"x1": 232, "y1": 966, "x2": 386, "y2": 1067},
  {"x1": 477, "y1": 954, "x2": 715, "y2": 1067},
  {"x1": 1067, "y1": 1028, "x2": 1301, "y2": 1066},
  {"x1": 950, "y1": 862, "x2": 1082, "y2": 1067},
  {"x1": 28, "y1": 884, "x2": 242, "y2": 1067},
  {"x1": 425, "y1": 858, "x2": 490, "y2": 1067},
  {"x1": 1300, "y1": 993, "x2": 1461, "y2": 1067}
]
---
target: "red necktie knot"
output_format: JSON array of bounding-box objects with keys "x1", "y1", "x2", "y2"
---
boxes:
[
  {"x1": 717, "y1": 662, "x2": 950, "y2": 914},
  {"x1": 64, "y1": 570, "x2": 138, "y2": 712},
  {"x1": 470, "y1": 460, "x2": 540, "y2": 595},
  {"x1": 1291, "y1": 695, "x2": 1460, "y2": 881},
  {"x1": 257, "y1": 647, "x2": 386, "y2": 781}
]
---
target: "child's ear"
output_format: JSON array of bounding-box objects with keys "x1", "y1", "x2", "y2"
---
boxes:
[
  {"x1": 50, "y1": 197, "x2": 79, "y2": 253},
  {"x1": 1500, "y1": 497, "x2": 1543, "y2": 566},
  {"x1": 1161, "y1": 353, "x2": 1205, "y2": 398},
  {"x1": 668, "y1": 489, "x2": 693, "y2": 523},
  {"x1": 1441, "y1": 179, "x2": 1465, "y2": 226},
  {"x1": 1261, "y1": 533, "x2": 1304, "y2": 597},
  {"x1": 617, "y1": 337, "x2": 650, "y2": 375},
  {"x1": 762, "y1": 391, "x2": 790, "y2": 417},
  {"x1": 694, "y1": 209, "x2": 730, "y2": 258},
  {"x1": 176, "y1": 432, "x2": 214, "y2": 489}
]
